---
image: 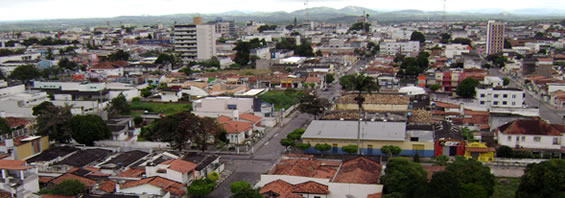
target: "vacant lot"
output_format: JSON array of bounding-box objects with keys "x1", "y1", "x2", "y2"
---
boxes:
[{"x1": 130, "y1": 102, "x2": 192, "y2": 116}]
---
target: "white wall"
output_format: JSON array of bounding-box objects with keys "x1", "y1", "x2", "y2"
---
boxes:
[
  {"x1": 145, "y1": 166, "x2": 188, "y2": 184},
  {"x1": 196, "y1": 24, "x2": 217, "y2": 60},
  {"x1": 498, "y1": 131, "x2": 562, "y2": 150},
  {"x1": 476, "y1": 88, "x2": 525, "y2": 108},
  {"x1": 118, "y1": 184, "x2": 163, "y2": 196},
  {"x1": 192, "y1": 97, "x2": 254, "y2": 118}
]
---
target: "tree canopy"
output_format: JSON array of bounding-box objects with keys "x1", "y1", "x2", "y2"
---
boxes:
[
  {"x1": 234, "y1": 38, "x2": 266, "y2": 66},
  {"x1": 456, "y1": 78, "x2": 480, "y2": 98},
  {"x1": 35, "y1": 103, "x2": 73, "y2": 143},
  {"x1": 40, "y1": 179, "x2": 86, "y2": 196},
  {"x1": 107, "y1": 50, "x2": 130, "y2": 61},
  {"x1": 444, "y1": 157, "x2": 495, "y2": 197},
  {"x1": 341, "y1": 145, "x2": 358, "y2": 154},
  {"x1": 9, "y1": 65, "x2": 41, "y2": 82},
  {"x1": 69, "y1": 114, "x2": 111, "y2": 146},
  {"x1": 151, "y1": 112, "x2": 220, "y2": 151},
  {"x1": 496, "y1": 145, "x2": 513, "y2": 158},
  {"x1": 187, "y1": 179, "x2": 215, "y2": 197},
  {"x1": 516, "y1": 159, "x2": 565, "y2": 198},
  {"x1": 381, "y1": 145, "x2": 402, "y2": 158},
  {"x1": 349, "y1": 22, "x2": 371, "y2": 32},
  {"x1": 58, "y1": 57, "x2": 78, "y2": 71},
  {"x1": 230, "y1": 181, "x2": 252, "y2": 194},
  {"x1": 381, "y1": 158, "x2": 428, "y2": 196},
  {"x1": 452, "y1": 38, "x2": 472, "y2": 46},
  {"x1": 108, "y1": 94, "x2": 130, "y2": 115},
  {"x1": 298, "y1": 93, "x2": 329, "y2": 120},
  {"x1": 0, "y1": 118, "x2": 11, "y2": 135},
  {"x1": 440, "y1": 33, "x2": 451, "y2": 44},
  {"x1": 257, "y1": 24, "x2": 277, "y2": 32},
  {"x1": 410, "y1": 31, "x2": 426, "y2": 43},
  {"x1": 427, "y1": 171, "x2": 461, "y2": 198}
]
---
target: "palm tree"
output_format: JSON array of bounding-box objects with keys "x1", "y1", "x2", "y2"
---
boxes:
[{"x1": 343, "y1": 73, "x2": 378, "y2": 154}]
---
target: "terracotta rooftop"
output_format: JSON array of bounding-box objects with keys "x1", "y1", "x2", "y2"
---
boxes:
[
  {"x1": 218, "y1": 120, "x2": 252, "y2": 134},
  {"x1": 98, "y1": 180, "x2": 116, "y2": 193},
  {"x1": 497, "y1": 120, "x2": 563, "y2": 136},
  {"x1": 260, "y1": 180, "x2": 302, "y2": 198},
  {"x1": 337, "y1": 94, "x2": 410, "y2": 105},
  {"x1": 0, "y1": 160, "x2": 32, "y2": 170},
  {"x1": 51, "y1": 173, "x2": 97, "y2": 188},
  {"x1": 161, "y1": 159, "x2": 197, "y2": 174},
  {"x1": 120, "y1": 176, "x2": 186, "y2": 196},
  {"x1": 239, "y1": 113, "x2": 262, "y2": 123},
  {"x1": 292, "y1": 181, "x2": 329, "y2": 194},
  {"x1": 332, "y1": 157, "x2": 382, "y2": 184},
  {"x1": 434, "y1": 101, "x2": 460, "y2": 108},
  {"x1": 270, "y1": 159, "x2": 339, "y2": 179},
  {"x1": 4, "y1": 117, "x2": 30, "y2": 128},
  {"x1": 119, "y1": 168, "x2": 146, "y2": 178}
]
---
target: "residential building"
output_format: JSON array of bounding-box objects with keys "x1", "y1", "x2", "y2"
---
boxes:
[
  {"x1": 0, "y1": 135, "x2": 49, "y2": 160},
  {"x1": 482, "y1": 76, "x2": 504, "y2": 88},
  {"x1": 0, "y1": 160, "x2": 39, "y2": 197},
  {"x1": 301, "y1": 120, "x2": 434, "y2": 157},
  {"x1": 379, "y1": 41, "x2": 420, "y2": 56},
  {"x1": 173, "y1": 24, "x2": 216, "y2": 62},
  {"x1": 0, "y1": 84, "x2": 49, "y2": 118},
  {"x1": 496, "y1": 120, "x2": 565, "y2": 151},
  {"x1": 256, "y1": 156, "x2": 383, "y2": 198},
  {"x1": 464, "y1": 142, "x2": 495, "y2": 162},
  {"x1": 486, "y1": 20, "x2": 505, "y2": 55},
  {"x1": 192, "y1": 97, "x2": 255, "y2": 118},
  {"x1": 475, "y1": 86, "x2": 525, "y2": 108},
  {"x1": 118, "y1": 176, "x2": 186, "y2": 197}
]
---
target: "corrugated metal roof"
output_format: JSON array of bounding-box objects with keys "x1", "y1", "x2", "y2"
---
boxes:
[{"x1": 302, "y1": 120, "x2": 406, "y2": 141}]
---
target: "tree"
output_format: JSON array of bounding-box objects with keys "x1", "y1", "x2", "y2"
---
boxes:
[
  {"x1": 35, "y1": 104, "x2": 73, "y2": 143},
  {"x1": 9, "y1": 65, "x2": 41, "y2": 82},
  {"x1": 381, "y1": 158, "x2": 428, "y2": 195},
  {"x1": 234, "y1": 39, "x2": 265, "y2": 66},
  {"x1": 452, "y1": 38, "x2": 472, "y2": 46},
  {"x1": 69, "y1": 115, "x2": 111, "y2": 146},
  {"x1": 58, "y1": 57, "x2": 78, "y2": 71},
  {"x1": 456, "y1": 78, "x2": 480, "y2": 98},
  {"x1": 515, "y1": 159, "x2": 565, "y2": 198},
  {"x1": 108, "y1": 94, "x2": 130, "y2": 115},
  {"x1": 410, "y1": 31, "x2": 426, "y2": 43},
  {"x1": 0, "y1": 118, "x2": 11, "y2": 135},
  {"x1": 296, "y1": 143, "x2": 311, "y2": 151},
  {"x1": 298, "y1": 93, "x2": 329, "y2": 120},
  {"x1": 433, "y1": 155, "x2": 449, "y2": 166},
  {"x1": 40, "y1": 179, "x2": 86, "y2": 196},
  {"x1": 496, "y1": 145, "x2": 513, "y2": 158},
  {"x1": 207, "y1": 172, "x2": 220, "y2": 182},
  {"x1": 341, "y1": 145, "x2": 358, "y2": 154},
  {"x1": 538, "y1": 49, "x2": 547, "y2": 54},
  {"x1": 257, "y1": 24, "x2": 277, "y2": 32},
  {"x1": 325, "y1": 73, "x2": 335, "y2": 83},
  {"x1": 108, "y1": 50, "x2": 130, "y2": 61},
  {"x1": 295, "y1": 42, "x2": 314, "y2": 57},
  {"x1": 381, "y1": 145, "x2": 402, "y2": 158},
  {"x1": 315, "y1": 50, "x2": 323, "y2": 57},
  {"x1": 429, "y1": 84, "x2": 440, "y2": 92},
  {"x1": 155, "y1": 53, "x2": 180, "y2": 67},
  {"x1": 486, "y1": 54, "x2": 507, "y2": 67},
  {"x1": 504, "y1": 39, "x2": 512, "y2": 49},
  {"x1": 427, "y1": 171, "x2": 460, "y2": 198},
  {"x1": 444, "y1": 157, "x2": 495, "y2": 196},
  {"x1": 133, "y1": 116, "x2": 143, "y2": 127},
  {"x1": 503, "y1": 77, "x2": 510, "y2": 86},
  {"x1": 460, "y1": 183, "x2": 488, "y2": 198},
  {"x1": 230, "y1": 181, "x2": 252, "y2": 194},
  {"x1": 141, "y1": 89, "x2": 152, "y2": 97},
  {"x1": 187, "y1": 179, "x2": 215, "y2": 197},
  {"x1": 231, "y1": 187, "x2": 263, "y2": 198},
  {"x1": 349, "y1": 22, "x2": 371, "y2": 32},
  {"x1": 280, "y1": 138, "x2": 295, "y2": 147},
  {"x1": 440, "y1": 33, "x2": 451, "y2": 44},
  {"x1": 314, "y1": 143, "x2": 331, "y2": 156},
  {"x1": 32, "y1": 101, "x2": 56, "y2": 116},
  {"x1": 151, "y1": 112, "x2": 220, "y2": 151}
]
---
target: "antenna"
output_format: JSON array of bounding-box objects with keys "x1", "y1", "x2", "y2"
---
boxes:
[{"x1": 442, "y1": 0, "x2": 447, "y2": 25}]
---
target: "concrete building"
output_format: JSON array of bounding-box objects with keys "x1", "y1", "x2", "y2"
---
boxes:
[
  {"x1": 379, "y1": 41, "x2": 420, "y2": 56},
  {"x1": 0, "y1": 160, "x2": 39, "y2": 197},
  {"x1": 192, "y1": 97, "x2": 255, "y2": 118},
  {"x1": 495, "y1": 120, "x2": 565, "y2": 152},
  {"x1": 476, "y1": 86, "x2": 525, "y2": 108},
  {"x1": 486, "y1": 20, "x2": 505, "y2": 55},
  {"x1": 173, "y1": 24, "x2": 217, "y2": 62}
]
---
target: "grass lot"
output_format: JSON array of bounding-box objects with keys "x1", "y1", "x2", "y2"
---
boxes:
[
  {"x1": 129, "y1": 102, "x2": 192, "y2": 117},
  {"x1": 493, "y1": 177, "x2": 520, "y2": 198},
  {"x1": 258, "y1": 90, "x2": 304, "y2": 111}
]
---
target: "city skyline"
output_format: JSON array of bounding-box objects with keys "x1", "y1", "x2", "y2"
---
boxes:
[{"x1": 1, "y1": 0, "x2": 564, "y2": 21}]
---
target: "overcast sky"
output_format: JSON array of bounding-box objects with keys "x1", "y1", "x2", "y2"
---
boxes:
[{"x1": 0, "y1": 0, "x2": 563, "y2": 21}]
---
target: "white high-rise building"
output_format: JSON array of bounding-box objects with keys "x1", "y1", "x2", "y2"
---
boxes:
[
  {"x1": 486, "y1": 20, "x2": 505, "y2": 55},
  {"x1": 173, "y1": 24, "x2": 216, "y2": 62}
]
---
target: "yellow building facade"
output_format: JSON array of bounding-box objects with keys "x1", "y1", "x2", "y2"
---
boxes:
[{"x1": 464, "y1": 142, "x2": 495, "y2": 162}]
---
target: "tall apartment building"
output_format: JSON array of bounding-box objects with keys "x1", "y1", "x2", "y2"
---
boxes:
[
  {"x1": 486, "y1": 20, "x2": 505, "y2": 55},
  {"x1": 173, "y1": 24, "x2": 217, "y2": 62},
  {"x1": 212, "y1": 19, "x2": 236, "y2": 38}
]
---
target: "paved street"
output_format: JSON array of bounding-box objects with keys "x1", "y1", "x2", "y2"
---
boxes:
[
  {"x1": 489, "y1": 68, "x2": 565, "y2": 124},
  {"x1": 208, "y1": 113, "x2": 313, "y2": 198}
]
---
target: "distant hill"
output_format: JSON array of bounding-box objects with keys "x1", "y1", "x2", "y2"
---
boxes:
[{"x1": 0, "y1": 6, "x2": 563, "y2": 31}]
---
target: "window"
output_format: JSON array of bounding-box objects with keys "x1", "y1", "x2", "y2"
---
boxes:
[
  {"x1": 534, "y1": 137, "x2": 541, "y2": 142},
  {"x1": 314, "y1": 196, "x2": 321, "y2": 198},
  {"x1": 512, "y1": 94, "x2": 516, "y2": 98},
  {"x1": 480, "y1": 101, "x2": 485, "y2": 105},
  {"x1": 553, "y1": 138, "x2": 560, "y2": 145},
  {"x1": 480, "y1": 94, "x2": 485, "y2": 98},
  {"x1": 503, "y1": 94, "x2": 508, "y2": 98},
  {"x1": 508, "y1": 136, "x2": 512, "y2": 141},
  {"x1": 494, "y1": 94, "x2": 499, "y2": 98},
  {"x1": 227, "y1": 104, "x2": 237, "y2": 110},
  {"x1": 410, "y1": 137, "x2": 419, "y2": 142},
  {"x1": 512, "y1": 102, "x2": 516, "y2": 106},
  {"x1": 503, "y1": 101, "x2": 507, "y2": 105},
  {"x1": 516, "y1": 136, "x2": 520, "y2": 142},
  {"x1": 522, "y1": 136, "x2": 525, "y2": 141},
  {"x1": 493, "y1": 101, "x2": 499, "y2": 105}
]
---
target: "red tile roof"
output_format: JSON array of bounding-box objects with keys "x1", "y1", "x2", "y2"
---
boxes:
[
  {"x1": 292, "y1": 181, "x2": 329, "y2": 194},
  {"x1": 4, "y1": 117, "x2": 30, "y2": 128},
  {"x1": 39, "y1": 176, "x2": 53, "y2": 183},
  {"x1": 434, "y1": 101, "x2": 460, "y2": 108},
  {"x1": 98, "y1": 180, "x2": 116, "y2": 193},
  {"x1": 120, "y1": 177, "x2": 186, "y2": 196},
  {"x1": 0, "y1": 160, "x2": 32, "y2": 170},
  {"x1": 119, "y1": 168, "x2": 146, "y2": 178},
  {"x1": 270, "y1": 159, "x2": 338, "y2": 179},
  {"x1": 333, "y1": 157, "x2": 382, "y2": 184},
  {"x1": 367, "y1": 193, "x2": 382, "y2": 198},
  {"x1": 497, "y1": 120, "x2": 563, "y2": 136},
  {"x1": 91, "y1": 61, "x2": 128, "y2": 70},
  {"x1": 51, "y1": 173, "x2": 97, "y2": 188},
  {"x1": 239, "y1": 113, "x2": 262, "y2": 123},
  {"x1": 219, "y1": 120, "x2": 252, "y2": 134},
  {"x1": 161, "y1": 159, "x2": 197, "y2": 174},
  {"x1": 260, "y1": 180, "x2": 302, "y2": 198}
]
